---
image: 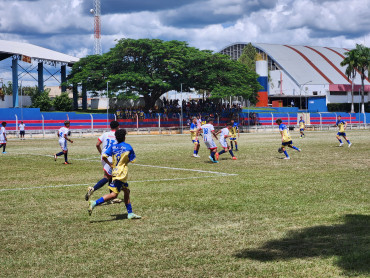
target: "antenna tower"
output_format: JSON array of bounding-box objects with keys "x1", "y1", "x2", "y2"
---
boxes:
[{"x1": 93, "y1": 0, "x2": 102, "y2": 55}]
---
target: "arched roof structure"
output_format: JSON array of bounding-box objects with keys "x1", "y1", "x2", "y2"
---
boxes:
[{"x1": 219, "y1": 42, "x2": 370, "y2": 88}]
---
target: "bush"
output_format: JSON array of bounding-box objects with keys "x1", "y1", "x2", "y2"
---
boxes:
[
  {"x1": 31, "y1": 91, "x2": 53, "y2": 111},
  {"x1": 53, "y1": 93, "x2": 73, "y2": 111}
]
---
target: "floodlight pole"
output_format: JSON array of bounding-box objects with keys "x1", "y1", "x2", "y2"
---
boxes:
[{"x1": 106, "y1": 81, "x2": 110, "y2": 129}]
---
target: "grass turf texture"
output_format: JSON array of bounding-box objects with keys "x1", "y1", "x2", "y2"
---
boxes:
[{"x1": 0, "y1": 130, "x2": 369, "y2": 277}]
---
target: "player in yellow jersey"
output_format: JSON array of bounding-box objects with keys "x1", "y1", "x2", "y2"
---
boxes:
[
  {"x1": 88, "y1": 129, "x2": 141, "y2": 219},
  {"x1": 190, "y1": 117, "x2": 200, "y2": 157},
  {"x1": 299, "y1": 116, "x2": 305, "y2": 138},
  {"x1": 276, "y1": 119, "x2": 301, "y2": 159},
  {"x1": 229, "y1": 119, "x2": 239, "y2": 151},
  {"x1": 335, "y1": 116, "x2": 351, "y2": 147}
]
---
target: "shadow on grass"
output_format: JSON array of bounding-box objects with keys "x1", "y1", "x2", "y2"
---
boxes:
[
  {"x1": 90, "y1": 213, "x2": 128, "y2": 223},
  {"x1": 235, "y1": 214, "x2": 369, "y2": 276}
]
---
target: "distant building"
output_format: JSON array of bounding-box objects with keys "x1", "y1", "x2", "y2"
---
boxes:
[{"x1": 220, "y1": 43, "x2": 370, "y2": 111}]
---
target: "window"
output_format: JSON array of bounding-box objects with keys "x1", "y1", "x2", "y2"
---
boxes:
[
  {"x1": 330, "y1": 91, "x2": 347, "y2": 96},
  {"x1": 313, "y1": 91, "x2": 318, "y2": 95}
]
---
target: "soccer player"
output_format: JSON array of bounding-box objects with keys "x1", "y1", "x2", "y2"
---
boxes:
[
  {"x1": 276, "y1": 118, "x2": 301, "y2": 160},
  {"x1": 19, "y1": 121, "x2": 26, "y2": 140},
  {"x1": 299, "y1": 116, "x2": 305, "y2": 138},
  {"x1": 53, "y1": 120, "x2": 73, "y2": 164},
  {"x1": 335, "y1": 115, "x2": 351, "y2": 147},
  {"x1": 229, "y1": 119, "x2": 239, "y2": 151},
  {"x1": 190, "y1": 117, "x2": 200, "y2": 157},
  {"x1": 0, "y1": 122, "x2": 7, "y2": 154},
  {"x1": 216, "y1": 122, "x2": 237, "y2": 160},
  {"x1": 88, "y1": 129, "x2": 141, "y2": 219},
  {"x1": 85, "y1": 121, "x2": 120, "y2": 201},
  {"x1": 196, "y1": 117, "x2": 218, "y2": 163}
]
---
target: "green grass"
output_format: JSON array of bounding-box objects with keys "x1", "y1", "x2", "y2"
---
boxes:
[{"x1": 0, "y1": 130, "x2": 369, "y2": 277}]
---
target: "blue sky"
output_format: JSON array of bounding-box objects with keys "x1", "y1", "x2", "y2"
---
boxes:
[{"x1": 0, "y1": 0, "x2": 369, "y2": 86}]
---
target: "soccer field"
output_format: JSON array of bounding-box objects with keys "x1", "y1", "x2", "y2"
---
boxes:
[{"x1": 1, "y1": 130, "x2": 369, "y2": 277}]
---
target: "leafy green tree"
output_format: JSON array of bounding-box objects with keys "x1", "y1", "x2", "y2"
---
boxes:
[
  {"x1": 31, "y1": 88, "x2": 52, "y2": 111},
  {"x1": 341, "y1": 49, "x2": 357, "y2": 113},
  {"x1": 69, "y1": 38, "x2": 262, "y2": 109},
  {"x1": 53, "y1": 93, "x2": 73, "y2": 111},
  {"x1": 238, "y1": 43, "x2": 257, "y2": 72}
]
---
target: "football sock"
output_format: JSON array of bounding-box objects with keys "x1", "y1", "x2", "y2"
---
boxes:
[
  {"x1": 196, "y1": 149, "x2": 199, "y2": 155},
  {"x1": 126, "y1": 203, "x2": 133, "y2": 214},
  {"x1": 283, "y1": 150, "x2": 289, "y2": 157},
  {"x1": 338, "y1": 139, "x2": 343, "y2": 143},
  {"x1": 218, "y1": 150, "x2": 226, "y2": 155},
  {"x1": 93, "y1": 178, "x2": 108, "y2": 191},
  {"x1": 2, "y1": 144, "x2": 5, "y2": 152},
  {"x1": 235, "y1": 143, "x2": 238, "y2": 150},
  {"x1": 56, "y1": 151, "x2": 64, "y2": 156},
  {"x1": 292, "y1": 146, "x2": 299, "y2": 151},
  {"x1": 211, "y1": 152, "x2": 215, "y2": 160},
  {"x1": 95, "y1": 197, "x2": 105, "y2": 206},
  {"x1": 347, "y1": 140, "x2": 351, "y2": 144},
  {"x1": 230, "y1": 142, "x2": 234, "y2": 149},
  {"x1": 229, "y1": 150, "x2": 234, "y2": 157},
  {"x1": 193, "y1": 150, "x2": 197, "y2": 155},
  {"x1": 64, "y1": 152, "x2": 68, "y2": 162}
]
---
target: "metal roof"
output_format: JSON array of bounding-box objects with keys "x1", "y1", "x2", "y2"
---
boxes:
[
  {"x1": 0, "y1": 39, "x2": 79, "y2": 66},
  {"x1": 219, "y1": 42, "x2": 370, "y2": 87}
]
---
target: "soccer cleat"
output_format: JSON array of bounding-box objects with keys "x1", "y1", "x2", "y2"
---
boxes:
[
  {"x1": 193, "y1": 154, "x2": 197, "y2": 157},
  {"x1": 127, "y1": 213, "x2": 141, "y2": 219},
  {"x1": 215, "y1": 152, "x2": 219, "y2": 161},
  {"x1": 64, "y1": 161, "x2": 70, "y2": 165},
  {"x1": 85, "y1": 186, "x2": 94, "y2": 201},
  {"x1": 339, "y1": 143, "x2": 343, "y2": 147},
  {"x1": 298, "y1": 149, "x2": 301, "y2": 152},
  {"x1": 209, "y1": 155, "x2": 214, "y2": 162},
  {"x1": 2, "y1": 152, "x2": 7, "y2": 154},
  {"x1": 54, "y1": 154, "x2": 57, "y2": 161},
  {"x1": 348, "y1": 143, "x2": 352, "y2": 148},
  {"x1": 284, "y1": 157, "x2": 290, "y2": 160},
  {"x1": 195, "y1": 154, "x2": 200, "y2": 158},
  {"x1": 232, "y1": 157, "x2": 237, "y2": 160},
  {"x1": 88, "y1": 201, "x2": 95, "y2": 216}
]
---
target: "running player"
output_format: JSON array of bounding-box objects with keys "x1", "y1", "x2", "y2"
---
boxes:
[
  {"x1": 335, "y1": 115, "x2": 351, "y2": 147},
  {"x1": 276, "y1": 118, "x2": 301, "y2": 160},
  {"x1": 88, "y1": 129, "x2": 141, "y2": 219},
  {"x1": 85, "y1": 121, "x2": 120, "y2": 201},
  {"x1": 299, "y1": 116, "x2": 305, "y2": 138},
  {"x1": 229, "y1": 119, "x2": 239, "y2": 151},
  {"x1": 216, "y1": 122, "x2": 237, "y2": 160},
  {"x1": 190, "y1": 117, "x2": 200, "y2": 157},
  {"x1": 0, "y1": 122, "x2": 7, "y2": 154},
  {"x1": 196, "y1": 117, "x2": 218, "y2": 163},
  {"x1": 54, "y1": 120, "x2": 73, "y2": 164}
]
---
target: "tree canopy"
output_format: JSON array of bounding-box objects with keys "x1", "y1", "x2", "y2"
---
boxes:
[
  {"x1": 68, "y1": 38, "x2": 262, "y2": 110},
  {"x1": 238, "y1": 43, "x2": 257, "y2": 72}
]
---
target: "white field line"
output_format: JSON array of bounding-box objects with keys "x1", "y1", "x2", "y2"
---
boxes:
[
  {"x1": 0, "y1": 175, "x2": 221, "y2": 192},
  {"x1": 10, "y1": 152, "x2": 238, "y2": 176}
]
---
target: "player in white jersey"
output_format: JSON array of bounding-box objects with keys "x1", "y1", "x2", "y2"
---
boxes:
[
  {"x1": 0, "y1": 122, "x2": 7, "y2": 154},
  {"x1": 53, "y1": 121, "x2": 73, "y2": 164},
  {"x1": 215, "y1": 122, "x2": 237, "y2": 160},
  {"x1": 19, "y1": 121, "x2": 26, "y2": 140},
  {"x1": 85, "y1": 121, "x2": 120, "y2": 201},
  {"x1": 196, "y1": 117, "x2": 219, "y2": 163}
]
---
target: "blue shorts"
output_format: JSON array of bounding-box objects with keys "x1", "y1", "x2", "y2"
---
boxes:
[
  {"x1": 300, "y1": 128, "x2": 304, "y2": 132},
  {"x1": 229, "y1": 137, "x2": 237, "y2": 141},
  {"x1": 337, "y1": 132, "x2": 346, "y2": 137},
  {"x1": 282, "y1": 140, "x2": 293, "y2": 146},
  {"x1": 20, "y1": 130, "x2": 25, "y2": 135},
  {"x1": 108, "y1": 180, "x2": 129, "y2": 194},
  {"x1": 192, "y1": 139, "x2": 200, "y2": 144}
]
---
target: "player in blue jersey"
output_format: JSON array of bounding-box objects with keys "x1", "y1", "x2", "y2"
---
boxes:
[
  {"x1": 190, "y1": 117, "x2": 200, "y2": 157},
  {"x1": 88, "y1": 129, "x2": 141, "y2": 219},
  {"x1": 299, "y1": 116, "x2": 305, "y2": 138},
  {"x1": 335, "y1": 116, "x2": 351, "y2": 147},
  {"x1": 85, "y1": 121, "x2": 120, "y2": 201},
  {"x1": 229, "y1": 119, "x2": 239, "y2": 151},
  {"x1": 276, "y1": 119, "x2": 301, "y2": 159},
  {"x1": 53, "y1": 121, "x2": 73, "y2": 164}
]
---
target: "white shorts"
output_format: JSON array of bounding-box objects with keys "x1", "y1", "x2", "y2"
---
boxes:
[
  {"x1": 204, "y1": 139, "x2": 217, "y2": 150},
  {"x1": 101, "y1": 156, "x2": 112, "y2": 176},
  {"x1": 59, "y1": 139, "x2": 67, "y2": 151},
  {"x1": 219, "y1": 139, "x2": 228, "y2": 149}
]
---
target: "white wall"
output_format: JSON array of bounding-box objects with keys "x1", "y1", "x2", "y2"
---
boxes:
[{"x1": 0, "y1": 95, "x2": 32, "y2": 108}]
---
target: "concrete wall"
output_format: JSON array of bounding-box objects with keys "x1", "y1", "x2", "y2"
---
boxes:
[{"x1": 0, "y1": 95, "x2": 32, "y2": 108}]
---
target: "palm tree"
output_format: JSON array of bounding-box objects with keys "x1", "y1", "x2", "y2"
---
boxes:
[
  {"x1": 341, "y1": 49, "x2": 357, "y2": 113},
  {"x1": 341, "y1": 44, "x2": 370, "y2": 113}
]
